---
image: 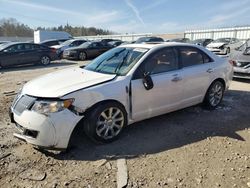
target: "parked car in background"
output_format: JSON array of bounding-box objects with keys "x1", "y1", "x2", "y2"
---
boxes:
[
  {"x1": 0, "y1": 41, "x2": 11, "y2": 45},
  {"x1": 39, "y1": 39, "x2": 68, "y2": 47},
  {"x1": 135, "y1": 36, "x2": 164, "y2": 43},
  {"x1": 108, "y1": 40, "x2": 123, "y2": 47},
  {"x1": 0, "y1": 42, "x2": 57, "y2": 68},
  {"x1": 229, "y1": 39, "x2": 250, "y2": 79},
  {"x1": 168, "y1": 38, "x2": 191, "y2": 43},
  {"x1": 206, "y1": 38, "x2": 242, "y2": 55},
  {"x1": 10, "y1": 43, "x2": 233, "y2": 149},
  {"x1": 52, "y1": 39, "x2": 88, "y2": 58},
  {"x1": 191, "y1": 38, "x2": 213, "y2": 47},
  {"x1": 63, "y1": 41, "x2": 113, "y2": 60}
]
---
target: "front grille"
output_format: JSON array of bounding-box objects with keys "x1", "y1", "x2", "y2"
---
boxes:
[
  {"x1": 234, "y1": 72, "x2": 250, "y2": 78},
  {"x1": 13, "y1": 95, "x2": 36, "y2": 115},
  {"x1": 234, "y1": 61, "x2": 250, "y2": 68}
]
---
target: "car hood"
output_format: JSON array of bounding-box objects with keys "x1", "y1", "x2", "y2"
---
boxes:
[
  {"x1": 207, "y1": 42, "x2": 227, "y2": 48},
  {"x1": 22, "y1": 67, "x2": 116, "y2": 98}
]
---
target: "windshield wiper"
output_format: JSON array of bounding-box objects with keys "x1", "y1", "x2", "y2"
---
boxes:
[
  {"x1": 114, "y1": 51, "x2": 130, "y2": 75},
  {"x1": 95, "y1": 49, "x2": 126, "y2": 73}
]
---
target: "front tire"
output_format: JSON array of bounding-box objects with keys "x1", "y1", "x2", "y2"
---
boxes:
[
  {"x1": 84, "y1": 102, "x2": 127, "y2": 143},
  {"x1": 225, "y1": 47, "x2": 230, "y2": 55},
  {"x1": 78, "y1": 52, "x2": 87, "y2": 61},
  {"x1": 40, "y1": 56, "x2": 51, "y2": 66},
  {"x1": 203, "y1": 81, "x2": 224, "y2": 109}
]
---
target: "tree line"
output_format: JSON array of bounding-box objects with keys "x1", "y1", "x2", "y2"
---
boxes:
[{"x1": 0, "y1": 18, "x2": 114, "y2": 37}]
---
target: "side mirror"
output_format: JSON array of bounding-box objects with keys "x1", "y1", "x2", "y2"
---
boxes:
[
  {"x1": 243, "y1": 47, "x2": 250, "y2": 55},
  {"x1": 142, "y1": 72, "x2": 154, "y2": 90}
]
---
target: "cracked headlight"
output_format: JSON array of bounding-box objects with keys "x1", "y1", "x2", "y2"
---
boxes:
[{"x1": 31, "y1": 99, "x2": 74, "y2": 115}]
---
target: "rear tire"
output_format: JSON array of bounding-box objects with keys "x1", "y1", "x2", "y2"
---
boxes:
[
  {"x1": 40, "y1": 56, "x2": 51, "y2": 66},
  {"x1": 84, "y1": 102, "x2": 127, "y2": 143},
  {"x1": 78, "y1": 52, "x2": 87, "y2": 61},
  {"x1": 203, "y1": 81, "x2": 224, "y2": 109}
]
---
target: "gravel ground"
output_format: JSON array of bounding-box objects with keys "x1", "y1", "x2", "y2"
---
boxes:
[{"x1": 0, "y1": 60, "x2": 249, "y2": 188}]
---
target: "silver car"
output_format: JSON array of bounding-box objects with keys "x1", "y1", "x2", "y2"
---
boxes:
[
  {"x1": 230, "y1": 39, "x2": 250, "y2": 79},
  {"x1": 10, "y1": 43, "x2": 233, "y2": 150}
]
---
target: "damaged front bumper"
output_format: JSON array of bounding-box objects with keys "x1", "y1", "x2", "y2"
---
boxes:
[{"x1": 9, "y1": 107, "x2": 83, "y2": 150}]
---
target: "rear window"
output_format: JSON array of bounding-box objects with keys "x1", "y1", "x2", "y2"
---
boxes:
[{"x1": 179, "y1": 47, "x2": 212, "y2": 67}]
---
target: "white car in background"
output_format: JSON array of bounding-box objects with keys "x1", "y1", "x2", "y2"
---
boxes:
[
  {"x1": 9, "y1": 43, "x2": 233, "y2": 150},
  {"x1": 206, "y1": 38, "x2": 242, "y2": 55},
  {"x1": 52, "y1": 39, "x2": 87, "y2": 58}
]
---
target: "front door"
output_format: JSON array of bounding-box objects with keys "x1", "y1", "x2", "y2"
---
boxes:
[{"x1": 131, "y1": 47, "x2": 183, "y2": 121}]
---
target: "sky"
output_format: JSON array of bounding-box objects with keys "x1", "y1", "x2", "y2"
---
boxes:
[{"x1": 0, "y1": 0, "x2": 250, "y2": 34}]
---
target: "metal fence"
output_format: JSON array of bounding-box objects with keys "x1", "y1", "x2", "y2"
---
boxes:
[
  {"x1": 0, "y1": 36, "x2": 33, "y2": 42},
  {"x1": 184, "y1": 26, "x2": 250, "y2": 40},
  {"x1": 75, "y1": 33, "x2": 153, "y2": 42}
]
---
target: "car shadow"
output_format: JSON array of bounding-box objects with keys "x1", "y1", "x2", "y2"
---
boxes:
[
  {"x1": 39, "y1": 89, "x2": 250, "y2": 161},
  {"x1": 0, "y1": 61, "x2": 78, "y2": 73}
]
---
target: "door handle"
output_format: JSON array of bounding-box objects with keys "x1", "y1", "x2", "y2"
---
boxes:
[
  {"x1": 171, "y1": 76, "x2": 182, "y2": 82},
  {"x1": 206, "y1": 68, "x2": 214, "y2": 73}
]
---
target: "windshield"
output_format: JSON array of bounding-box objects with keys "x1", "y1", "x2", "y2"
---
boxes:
[
  {"x1": 192, "y1": 39, "x2": 203, "y2": 43},
  {"x1": 0, "y1": 43, "x2": 13, "y2": 51},
  {"x1": 213, "y1": 38, "x2": 231, "y2": 43},
  {"x1": 84, "y1": 47, "x2": 148, "y2": 75},
  {"x1": 236, "y1": 39, "x2": 250, "y2": 51},
  {"x1": 79, "y1": 42, "x2": 91, "y2": 48}
]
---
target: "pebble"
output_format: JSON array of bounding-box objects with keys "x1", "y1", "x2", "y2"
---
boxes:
[
  {"x1": 247, "y1": 182, "x2": 250, "y2": 187},
  {"x1": 19, "y1": 169, "x2": 46, "y2": 181}
]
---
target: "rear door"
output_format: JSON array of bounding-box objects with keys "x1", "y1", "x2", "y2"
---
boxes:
[
  {"x1": 87, "y1": 42, "x2": 100, "y2": 58},
  {"x1": 131, "y1": 47, "x2": 183, "y2": 121},
  {"x1": 21, "y1": 43, "x2": 38, "y2": 63},
  {"x1": 177, "y1": 46, "x2": 215, "y2": 107}
]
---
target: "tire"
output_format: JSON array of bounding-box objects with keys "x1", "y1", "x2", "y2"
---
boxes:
[
  {"x1": 203, "y1": 81, "x2": 225, "y2": 109},
  {"x1": 84, "y1": 102, "x2": 127, "y2": 143},
  {"x1": 78, "y1": 52, "x2": 87, "y2": 61},
  {"x1": 225, "y1": 47, "x2": 230, "y2": 55},
  {"x1": 40, "y1": 56, "x2": 51, "y2": 66}
]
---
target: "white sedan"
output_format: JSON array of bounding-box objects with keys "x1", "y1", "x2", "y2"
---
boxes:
[{"x1": 10, "y1": 43, "x2": 233, "y2": 150}]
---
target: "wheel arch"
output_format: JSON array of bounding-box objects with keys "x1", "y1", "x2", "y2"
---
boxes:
[
  {"x1": 84, "y1": 99, "x2": 128, "y2": 117},
  {"x1": 203, "y1": 77, "x2": 226, "y2": 102}
]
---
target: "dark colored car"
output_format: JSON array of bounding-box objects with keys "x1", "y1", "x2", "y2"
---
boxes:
[
  {"x1": 230, "y1": 39, "x2": 250, "y2": 79},
  {"x1": 39, "y1": 39, "x2": 69, "y2": 47},
  {"x1": 169, "y1": 38, "x2": 191, "y2": 43},
  {"x1": 63, "y1": 41, "x2": 113, "y2": 60},
  {"x1": 0, "y1": 42, "x2": 57, "y2": 68},
  {"x1": 135, "y1": 37, "x2": 164, "y2": 43},
  {"x1": 191, "y1": 38, "x2": 213, "y2": 47}
]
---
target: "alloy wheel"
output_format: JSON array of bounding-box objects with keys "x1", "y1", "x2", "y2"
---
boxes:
[
  {"x1": 209, "y1": 82, "x2": 223, "y2": 107},
  {"x1": 41, "y1": 56, "x2": 50, "y2": 65},
  {"x1": 96, "y1": 107, "x2": 124, "y2": 140}
]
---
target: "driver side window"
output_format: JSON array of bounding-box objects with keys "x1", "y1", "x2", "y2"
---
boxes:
[{"x1": 144, "y1": 48, "x2": 178, "y2": 75}]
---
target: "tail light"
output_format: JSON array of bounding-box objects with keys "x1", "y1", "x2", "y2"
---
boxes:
[
  {"x1": 229, "y1": 60, "x2": 235, "y2": 66},
  {"x1": 50, "y1": 48, "x2": 57, "y2": 53}
]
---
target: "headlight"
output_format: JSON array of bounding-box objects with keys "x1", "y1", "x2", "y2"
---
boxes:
[
  {"x1": 219, "y1": 44, "x2": 226, "y2": 50},
  {"x1": 31, "y1": 99, "x2": 74, "y2": 115},
  {"x1": 56, "y1": 49, "x2": 61, "y2": 54}
]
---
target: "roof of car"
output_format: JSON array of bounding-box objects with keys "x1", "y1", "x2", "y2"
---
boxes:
[{"x1": 120, "y1": 42, "x2": 203, "y2": 49}]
